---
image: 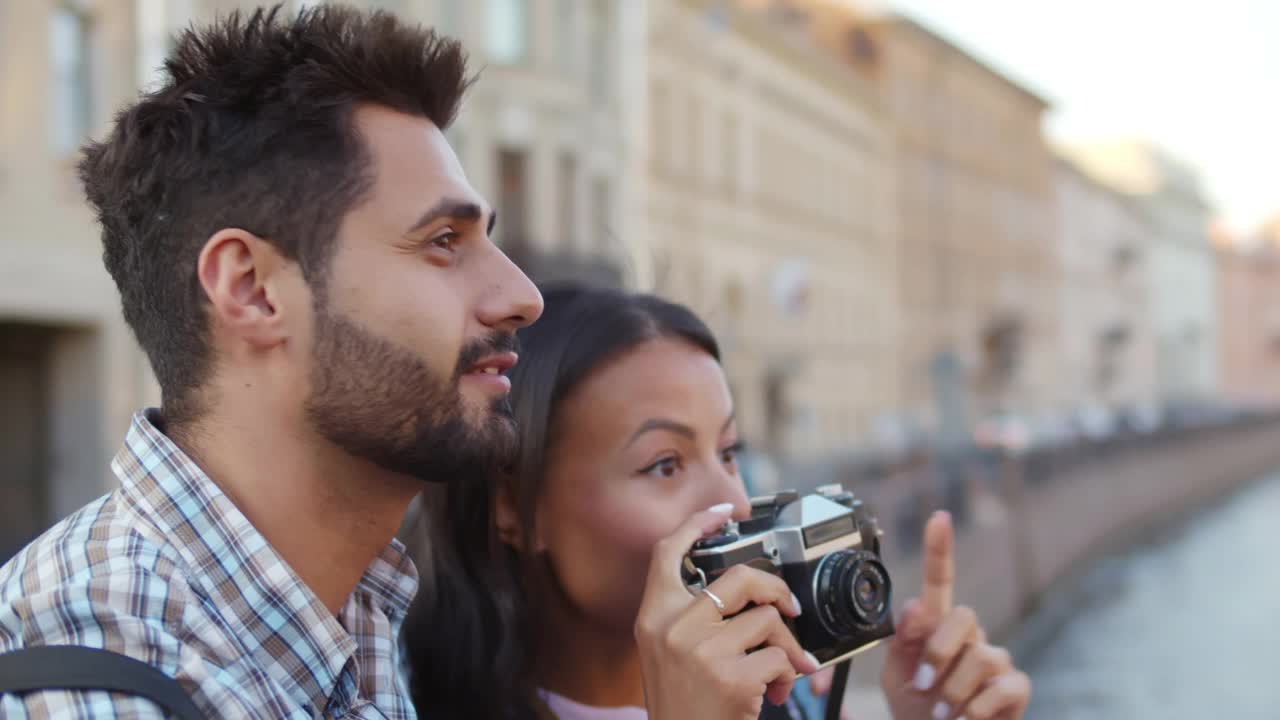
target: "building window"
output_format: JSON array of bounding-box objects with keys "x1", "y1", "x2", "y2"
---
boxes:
[
  {"x1": 556, "y1": 0, "x2": 577, "y2": 74},
  {"x1": 848, "y1": 27, "x2": 878, "y2": 65},
  {"x1": 0, "y1": 324, "x2": 54, "y2": 564},
  {"x1": 136, "y1": 0, "x2": 182, "y2": 91},
  {"x1": 558, "y1": 151, "x2": 578, "y2": 247},
  {"x1": 445, "y1": 128, "x2": 465, "y2": 173},
  {"x1": 50, "y1": 1, "x2": 95, "y2": 155},
  {"x1": 590, "y1": 176, "x2": 612, "y2": 250},
  {"x1": 497, "y1": 148, "x2": 530, "y2": 249},
  {"x1": 687, "y1": 98, "x2": 704, "y2": 182},
  {"x1": 436, "y1": 0, "x2": 464, "y2": 38},
  {"x1": 722, "y1": 110, "x2": 738, "y2": 194},
  {"x1": 586, "y1": 0, "x2": 610, "y2": 103},
  {"x1": 488, "y1": 0, "x2": 529, "y2": 65}
]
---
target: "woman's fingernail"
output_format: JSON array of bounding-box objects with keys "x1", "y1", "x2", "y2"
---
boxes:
[
  {"x1": 791, "y1": 593, "x2": 803, "y2": 615},
  {"x1": 804, "y1": 651, "x2": 821, "y2": 672},
  {"x1": 931, "y1": 701, "x2": 950, "y2": 720},
  {"x1": 913, "y1": 662, "x2": 937, "y2": 691},
  {"x1": 706, "y1": 503, "x2": 734, "y2": 515}
]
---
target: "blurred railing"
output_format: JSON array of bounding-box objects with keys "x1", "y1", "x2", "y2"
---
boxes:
[
  {"x1": 781, "y1": 408, "x2": 1280, "y2": 555},
  {"x1": 779, "y1": 410, "x2": 1280, "y2": 710}
]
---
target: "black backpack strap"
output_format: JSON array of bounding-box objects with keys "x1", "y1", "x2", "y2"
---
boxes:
[{"x1": 0, "y1": 646, "x2": 203, "y2": 720}]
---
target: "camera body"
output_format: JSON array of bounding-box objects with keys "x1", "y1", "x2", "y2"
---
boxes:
[{"x1": 685, "y1": 485, "x2": 894, "y2": 668}]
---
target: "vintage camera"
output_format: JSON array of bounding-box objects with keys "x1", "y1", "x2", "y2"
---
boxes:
[{"x1": 684, "y1": 485, "x2": 894, "y2": 668}]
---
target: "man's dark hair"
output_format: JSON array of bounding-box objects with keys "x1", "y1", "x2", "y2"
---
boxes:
[{"x1": 79, "y1": 4, "x2": 472, "y2": 426}]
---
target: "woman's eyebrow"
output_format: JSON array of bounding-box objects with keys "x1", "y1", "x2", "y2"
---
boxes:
[{"x1": 625, "y1": 418, "x2": 696, "y2": 448}]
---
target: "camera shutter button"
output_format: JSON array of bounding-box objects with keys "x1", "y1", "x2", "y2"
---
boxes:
[{"x1": 693, "y1": 532, "x2": 740, "y2": 550}]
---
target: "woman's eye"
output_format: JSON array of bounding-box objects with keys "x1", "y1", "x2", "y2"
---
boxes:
[
  {"x1": 720, "y1": 442, "x2": 743, "y2": 467},
  {"x1": 641, "y1": 456, "x2": 682, "y2": 478}
]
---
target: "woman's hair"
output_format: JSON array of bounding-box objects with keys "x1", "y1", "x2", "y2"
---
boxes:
[{"x1": 402, "y1": 284, "x2": 721, "y2": 720}]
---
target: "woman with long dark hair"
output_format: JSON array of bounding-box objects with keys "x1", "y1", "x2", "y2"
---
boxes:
[{"x1": 403, "y1": 286, "x2": 1030, "y2": 720}]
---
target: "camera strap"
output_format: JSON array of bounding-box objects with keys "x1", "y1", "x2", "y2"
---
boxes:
[
  {"x1": 823, "y1": 660, "x2": 851, "y2": 720},
  {"x1": 0, "y1": 645, "x2": 202, "y2": 720}
]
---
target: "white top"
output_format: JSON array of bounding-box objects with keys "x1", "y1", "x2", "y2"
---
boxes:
[
  {"x1": 537, "y1": 690, "x2": 648, "y2": 720},
  {"x1": 537, "y1": 687, "x2": 810, "y2": 719}
]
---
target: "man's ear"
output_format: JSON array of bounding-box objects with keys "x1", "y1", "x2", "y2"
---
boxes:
[
  {"x1": 495, "y1": 482, "x2": 545, "y2": 552},
  {"x1": 197, "y1": 228, "x2": 297, "y2": 348}
]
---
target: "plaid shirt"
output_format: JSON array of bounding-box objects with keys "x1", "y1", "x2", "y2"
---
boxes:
[{"x1": 0, "y1": 410, "x2": 420, "y2": 719}]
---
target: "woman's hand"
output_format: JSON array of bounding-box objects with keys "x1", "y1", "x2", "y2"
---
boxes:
[
  {"x1": 880, "y1": 511, "x2": 1031, "y2": 720},
  {"x1": 635, "y1": 505, "x2": 822, "y2": 720}
]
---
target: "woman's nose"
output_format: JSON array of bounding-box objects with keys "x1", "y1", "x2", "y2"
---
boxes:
[{"x1": 704, "y1": 465, "x2": 752, "y2": 521}]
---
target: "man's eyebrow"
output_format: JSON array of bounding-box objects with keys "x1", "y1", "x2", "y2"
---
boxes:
[{"x1": 405, "y1": 198, "x2": 491, "y2": 234}]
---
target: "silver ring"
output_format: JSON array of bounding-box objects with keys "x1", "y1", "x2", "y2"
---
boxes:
[{"x1": 699, "y1": 586, "x2": 726, "y2": 615}]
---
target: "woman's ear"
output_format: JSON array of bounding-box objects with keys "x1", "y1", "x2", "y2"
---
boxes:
[{"x1": 495, "y1": 482, "x2": 545, "y2": 551}]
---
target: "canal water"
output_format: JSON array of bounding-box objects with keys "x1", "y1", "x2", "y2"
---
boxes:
[{"x1": 1017, "y1": 469, "x2": 1280, "y2": 719}]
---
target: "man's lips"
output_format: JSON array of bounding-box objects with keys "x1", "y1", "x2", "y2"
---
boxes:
[{"x1": 464, "y1": 351, "x2": 518, "y2": 376}]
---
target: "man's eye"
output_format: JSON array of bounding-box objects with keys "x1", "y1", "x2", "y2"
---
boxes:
[{"x1": 429, "y1": 232, "x2": 459, "y2": 252}]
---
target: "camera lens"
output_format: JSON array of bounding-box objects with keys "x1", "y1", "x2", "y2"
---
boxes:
[
  {"x1": 850, "y1": 563, "x2": 888, "y2": 621},
  {"x1": 814, "y1": 550, "x2": 892, "y2": 637},
  {"x1": 855, "y1": 575, "x2": 876, "y2": 608}
]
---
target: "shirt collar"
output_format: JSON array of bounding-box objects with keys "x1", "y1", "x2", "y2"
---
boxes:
[{"x1": 358, "y1": 537, "x2": 420, "y2": 622}]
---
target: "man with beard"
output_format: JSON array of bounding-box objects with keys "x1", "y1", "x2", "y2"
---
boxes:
[{"x1": 0, "y1": 6, "x2": 541, "y2": 718}]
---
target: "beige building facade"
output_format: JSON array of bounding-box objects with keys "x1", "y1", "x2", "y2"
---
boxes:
[
  {"x1": 1052, "y1": 156, "x2": 1158, "y2": 414},
  {"x1": 645, "y1": 0, "x2": 899, "y2": 457},
  {"x1": 0, "y1": 0, "x2": 164, "y2": 559},
  {"x1": 2, "y1": 1, "x2": 1097, "y2": 544},
  {"x1": 1064, "y1": 140, "x2": 1218, "y2": 402},
  {"x1": 1216, "y1": 220, "x2": 1280, "y2": 407},
  {"x1": 755, "y1": 3, "x2": 1063, "y2": 436},
  {"x1": 845, "y1": 14, "x2": 1060, "y2": 432}
]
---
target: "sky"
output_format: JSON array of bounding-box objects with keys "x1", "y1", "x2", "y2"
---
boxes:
[{"x1": 863, "y1": 0, "x2": 1279, "y2": 233}]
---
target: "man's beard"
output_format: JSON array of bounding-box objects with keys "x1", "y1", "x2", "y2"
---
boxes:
[{"x1": 303, "y1": 299, "x2": 519, "y2": 484}]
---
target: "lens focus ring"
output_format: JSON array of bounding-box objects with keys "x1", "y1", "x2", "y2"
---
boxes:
[{"x1": 814, "y1": 549, "x2": 892, "y2": 637}]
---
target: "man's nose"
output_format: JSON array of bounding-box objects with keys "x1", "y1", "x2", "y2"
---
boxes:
[{"x1": 478, "y1": 244, "x2": 544, "y2": 332}]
